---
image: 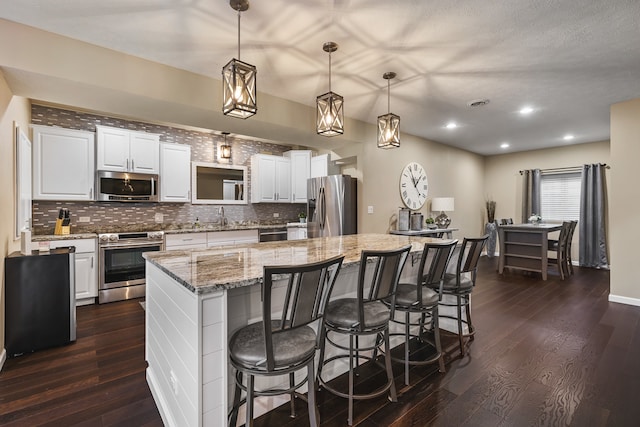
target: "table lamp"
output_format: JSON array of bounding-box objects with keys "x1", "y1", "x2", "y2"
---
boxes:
[{"x1": 431, "y1": 197, "x2": 454, "y2": 228}]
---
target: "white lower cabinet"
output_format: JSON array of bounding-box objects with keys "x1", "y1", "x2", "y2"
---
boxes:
[
  {"x1": 165, "y1": 232, "x2": 208, "y2": 250},
  {"x1": 207, "y1": 230, "x2": 258, "y2": 248},
  {"x1": 165, "y1": 230, "x2": 259, "y2": 250},
  {"x1": 33, "y1": 238, "x2": 97, "y2": 305},
  {"x1": 287, "y1": 226, "x2": 308, "y2": 240}
]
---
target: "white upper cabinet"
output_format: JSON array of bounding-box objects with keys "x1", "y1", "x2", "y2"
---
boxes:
[
  {"x1": 96, "y1": 125, "x2": 160, "y2": 173},
  {"x1": 31, "y1": 125, "x2": 95, "y2": 201},
  {"x1": 311, "y1": 153, "x2": 330, "y2": 178},
  {"x1": 160, "y1": 142, "x2": 191, "y2": 202},
  {"x1": 285, "y1": 150, "x2": 311, "y2": 203},
  {"x1": 251, "y1": 154, "x2": 291, "y2": 203}
]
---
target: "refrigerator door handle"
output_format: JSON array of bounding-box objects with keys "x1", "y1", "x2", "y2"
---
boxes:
[{"x1": 320, "y1": 187, "x2": 326, "y2": 230}]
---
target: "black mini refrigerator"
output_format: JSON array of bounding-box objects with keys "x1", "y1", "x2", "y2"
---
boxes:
[{"x1": 5, "y1": 247, "x2": 76, "y2": 358}]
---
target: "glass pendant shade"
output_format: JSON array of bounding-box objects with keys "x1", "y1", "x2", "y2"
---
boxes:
[
  {"x1": 222, "y1": 58, "x2": 257, "y2": 119},
  {"x1": 317, "y1": 41, "x2": 344, "y2": 136},
  {"x1": 317, "y1": 91, "x2": 344, "y2": 136},
  {"x1": 377, "y1": 112, "x2": 400, "y2": 148},
  {"x1": 377, "y1": 71, "x2": 400, "y2": 148}
]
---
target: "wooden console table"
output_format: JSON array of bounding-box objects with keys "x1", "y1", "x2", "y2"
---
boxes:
[{"x1": 498, "y1": 223, "x2": 562, "y2": 280}]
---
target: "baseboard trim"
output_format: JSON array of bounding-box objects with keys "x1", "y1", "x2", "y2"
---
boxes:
[
  {"x1": 146, "y1": 368, "x2": 177, "y2": 427},
  {"x1": 0, "y1": 349, "x2": 6, "y2": 372},
  {"x1": 608, "y1": 294, "x2": 640, "y2": 307}
]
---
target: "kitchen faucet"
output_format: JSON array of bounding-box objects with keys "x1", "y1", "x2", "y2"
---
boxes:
[{"x1": 219, "y1": 206, "x2": 227, "y2": 226}]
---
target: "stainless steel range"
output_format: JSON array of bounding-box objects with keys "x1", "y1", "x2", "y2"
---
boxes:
[{"x1": 98, "y1": 231, "x2": 164, "y2": 303}]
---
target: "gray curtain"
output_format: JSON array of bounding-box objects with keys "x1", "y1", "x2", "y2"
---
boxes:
[
  {"x1": 521, "y1": 169, "x2": 541, "y2": 223},
  {"x1": 579, "y1": 164, "x2": 608, "y2": 268}
]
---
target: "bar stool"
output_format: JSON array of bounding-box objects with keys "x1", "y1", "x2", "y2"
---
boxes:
[
  {"x1": 228, "y1": 255, "x2": 344, "y2": 427},
  {"x1": 389, "y1": 240, "x2": 458, "y2": 385},
  {"x1": 317, "y1": 245, "x2": 411, "y2": 425},
  {"x1": 427, "y1": 236, "x2": 488, "y2": 356}
]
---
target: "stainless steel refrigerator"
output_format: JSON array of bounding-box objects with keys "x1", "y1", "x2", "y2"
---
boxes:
[{"x1": 307, "y1": 175, "x2": 357, "y2": 238}]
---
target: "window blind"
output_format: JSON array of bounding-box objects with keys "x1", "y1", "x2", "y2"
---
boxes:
[{"x1": 540, "y1": 172, "x2": 581, "y2": 221}]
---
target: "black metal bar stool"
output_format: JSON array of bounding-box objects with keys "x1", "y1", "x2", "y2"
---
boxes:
[
  {"x1": 427, "y1": 236, "x2": 488, "y2": 356},
  {"x1": 317, "y1": 245, "x2": 411, "y2": 425},
  {"x1": 388, "y1": 240, "x2": 458, "y2": 385},
  {"x1": 228, "y1": 255, "x2": 344, "y2": 427}
]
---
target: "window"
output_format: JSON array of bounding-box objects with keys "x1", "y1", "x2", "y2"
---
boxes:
[{"x1": 540, "y1": 172, "x2": 581, "y2": 221}]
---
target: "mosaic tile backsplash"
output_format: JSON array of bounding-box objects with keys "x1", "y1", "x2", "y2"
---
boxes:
[{"x1": 31, "y1": 105, "x2": 308, "y2": 235}]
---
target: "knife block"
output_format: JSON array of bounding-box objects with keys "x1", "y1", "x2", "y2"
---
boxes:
[{"x1": 54, "y1": 218, "x2": 63, "y2": 235}]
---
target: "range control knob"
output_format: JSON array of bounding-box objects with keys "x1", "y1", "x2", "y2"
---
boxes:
[{"x1": 108, "y1": 234, "x2": 118, "y2": 242}]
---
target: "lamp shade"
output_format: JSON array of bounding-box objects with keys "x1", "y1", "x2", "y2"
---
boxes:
[{"x1": 431, "y1": 197, "x2": 454, "y2": 212}]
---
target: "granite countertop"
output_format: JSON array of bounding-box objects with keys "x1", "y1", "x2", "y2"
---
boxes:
[
  {"x1": 161, "y1": 222, "x2": 294, "y2": 234},
  {"x1": 32, "y1": 233, "x2": 98, "y2": 241},
  {"x1": 285, "y1": 222, "x2": 308, "y2": 228},
  {"x1": 144, "y1": 233, "x2": 452, "y2": 295}
]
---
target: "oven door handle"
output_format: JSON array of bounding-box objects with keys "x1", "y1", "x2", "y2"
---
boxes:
[{"x1": 100, "y1": 242, "x2": 164, "y2": 249}]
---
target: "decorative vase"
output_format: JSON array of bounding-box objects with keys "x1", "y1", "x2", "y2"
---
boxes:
[{"x1": 485, "y1": 222, "x2": 497, "y2": 258}]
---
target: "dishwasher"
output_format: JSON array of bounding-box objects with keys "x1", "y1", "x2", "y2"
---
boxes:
[{"x1": 258, "y1": 227, "x2": 288, "y2": 242}]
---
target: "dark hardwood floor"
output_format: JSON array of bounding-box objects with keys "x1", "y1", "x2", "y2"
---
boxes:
[{"x1": 1, "y1": 257, "x2": 638, "y2": 426}]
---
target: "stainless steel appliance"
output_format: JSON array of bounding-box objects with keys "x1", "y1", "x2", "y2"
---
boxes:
[
  {"x1": 97, "y1": 170, "x2": 159, "y2": 202},
  {"x1": 258, "y1": 226, "x2": 288, "y2": 242},
  {"x1": 98, "y1": 231, "x2": 164, "y2": 303},
  {"x1": 307, "y1": 175, "x2": 357, "y2": 238},
  {"x1": 5, "y1": 247, "x2": 76, "y2": 357}
]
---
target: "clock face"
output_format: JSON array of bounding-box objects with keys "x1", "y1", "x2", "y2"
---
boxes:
[{"x1": 400, "y1": 162, "x2": 428, "y2": 209}]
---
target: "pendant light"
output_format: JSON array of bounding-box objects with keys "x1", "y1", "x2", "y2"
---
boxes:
[
  {"x1": 222, "y1": 0, "x2": 257, "y2": 119},
  {"x1": 316, "y1": 42, "x2": 344, "y2": 136},
  {"x1": 377, "y1": 72, "x2": 400, "y2": 149},
  {"x1": 220, "y1": 132, "x2": 232, "y2": 159}
]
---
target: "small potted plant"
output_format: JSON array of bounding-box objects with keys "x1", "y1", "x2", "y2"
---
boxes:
[
  {"x1": 425, "y1": 217, "x2": 437, "y2": 229},
  {"x1": 298, "y1": 212, "x2": 307, "y2": 223}
]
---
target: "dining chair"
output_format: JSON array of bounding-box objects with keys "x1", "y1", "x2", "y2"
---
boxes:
[
  {"x1": 427, "y1": 235, "x2": 488, "y2": 356},
  {"x1": 388, "y1": 240, "x2": 458, "y2": 385},
  {"x1": 548, "y1": 221, "x2": 572, "y2": 280},
  {"x1": 227, "y1": 254, "x2": 345, "y2": 427},
  {"x1": 317, "y1": 245, "x2": 411, "y2": 426}
]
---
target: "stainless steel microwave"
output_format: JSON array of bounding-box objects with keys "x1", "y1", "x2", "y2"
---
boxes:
[{"x1": 96, "y1": 170, "x2": 159, "y2": 202}]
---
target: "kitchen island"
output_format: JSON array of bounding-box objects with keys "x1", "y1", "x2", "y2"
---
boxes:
[{"x1": 143, "y1": 233, "x2": 449, "y2": 427}]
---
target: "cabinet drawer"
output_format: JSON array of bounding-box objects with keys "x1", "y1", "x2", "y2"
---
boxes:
[
  {"x1": 32, "y1": 238, "x2": 96, "y2": 253},
  {"x1": 207, "y1": 230, "x2": 258, "y2": 245},
  {"x1": 165, "y1": 232, "x2": 207, "y2": 249}
]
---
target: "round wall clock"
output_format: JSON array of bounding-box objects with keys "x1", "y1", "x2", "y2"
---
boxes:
[{"x1": 399, "y1": 162, "x2": 428, "y2": 209}]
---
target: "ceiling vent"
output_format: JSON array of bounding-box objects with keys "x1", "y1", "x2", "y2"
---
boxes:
[{"x1": 467, "y1": 99, "x2": 490, "y2": 108}]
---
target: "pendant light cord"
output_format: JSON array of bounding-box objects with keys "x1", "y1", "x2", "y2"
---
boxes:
[
  {"x1": 328, "y1": 51, "x2": 332, "y2": 92},
  {"x1": 387, "y1": 78, "x2": 390, "y2": 113},
  {"x1": 237, "y1": 9, "x2": 241, "y2": 60}
]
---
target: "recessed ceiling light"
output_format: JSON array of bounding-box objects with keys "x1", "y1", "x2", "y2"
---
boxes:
[
  {"x1": 519, "y1": 106, "x2": 534, "y2": 115},
  {"x1": 500, "y1": 142, "x2": 510, "y2": 149},
  {"x1": 445, "y1": 122, "x2": 457, "y2": 129},
  {"x1": 563, "y1": 134, "x2": 575, "y2": 141},
  {"x1": 467, "y1": 99, "x2": 490, "y2": 108}
]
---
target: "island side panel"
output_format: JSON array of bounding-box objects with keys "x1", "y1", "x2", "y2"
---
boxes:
[
  {"x1": 201, "y1": 290, "x2": 228, "y2": 426},
  {"x1": 146, "y1": 262, "x2": 200, "y2": 427}
]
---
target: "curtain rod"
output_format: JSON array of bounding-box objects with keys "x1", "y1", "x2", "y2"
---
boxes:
[{"x1": 519, "y1": 163, "x2": 609, "y2": 175}]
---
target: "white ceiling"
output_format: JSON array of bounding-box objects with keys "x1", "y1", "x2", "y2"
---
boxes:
[{"x1": 1, "y1": 0, "x2": 640, "y2": 155}]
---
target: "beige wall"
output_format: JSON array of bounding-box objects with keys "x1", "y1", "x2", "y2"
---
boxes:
[
  {"x1": 484, "y1": 141, "x2": 611, "y2": 261},
  {"x1": 355, "y1": 132, "x2": 486, "y2": 238},
  {"x1": 0, "y1": 71, "x2": 31, "y2": 360},
  {"x1": 610, "y1": 98, "x2": 640, "y2": 303},
  {"x1": 485, "y1": 141, "x2": 610, "y2": 221}
]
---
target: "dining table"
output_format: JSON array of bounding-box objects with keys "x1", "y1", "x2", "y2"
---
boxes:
[{"x1": 497, "y1": 223, "x2": 562, "y2": 280}]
